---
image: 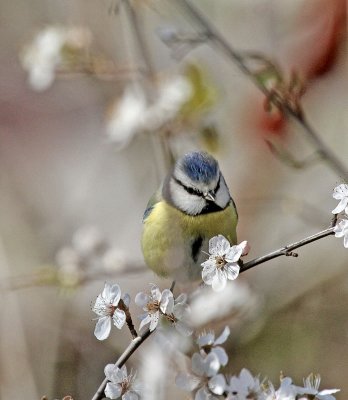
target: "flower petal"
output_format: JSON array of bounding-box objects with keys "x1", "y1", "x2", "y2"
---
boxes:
[
  {"x1": 175, "y1": 293, "x2": 187, "y2": 304},
  {"x1": 197, "y1": 332, "x2": 215, "y2": 347},
  {"x1": 139, "y1": 314, "x2": 151, "y2": 331},
  {"x1": 104, "y1": 283, "x2": 121, "y2": 304},
  {"x1": 120, "y1": 365, "x2": 127, "y2": 378},
  {"x1": 344, "y1": 234, "x2": 348, "y2": 248},
  {"x1": 175, "y1": 372, "x2": 200, "y2": 391},
  {"x1": 211, "y1": 269, "x2": 227, "y2": 292},
  {"x1": 113, "y1": 308, "x2": 126, "y2": 329},
  {"x1": 111, "y1": 285, "x2": 122, "y2": 305},
  {"x1": 149, "y1": 312, "x2": 159, "y2": 331},
  {"x1": 104, "y1": 364, "x2": 116, "y2": 381},
  {"x1": 123, "y1": 392, "x2": 140, "y2": 400},
  {"x1": 333, "y1": 184, "x2": 348, "y2": 200},
  {"x1": 105, "y1": 364, "x2": 125, "y2": 384},
  {"x1": 160, "y1": 289, "x2": 174, "y2": 314},
  {"x1": 93, "y1": 294, "x2": 107, "y2": 316},
  {"x1": 318, "y1": 389, "x2": 340, "y2": 395},
  {"x1": 202, "y1": 263, "x2": 217, "y2": 285},
  {"x1": 225, "y1": 263, "x2": 240, "y2": 281},
  {"x1": 94, "y1": 316, "x2": 111, "y2": 341},
  {"x1": 225, "y1": 242, "x2": 246, "y2": 262},
  {"x1": 122, "y1": 293, "x2": 131, "y2": 308},
  {"x1": 105, "y1": 382, "x2": 122, "y2": 399},
  {"x1": 204, "y1": 352, "x2": 220, "y2": 377},
  {"x1": 332, "y1": 198, "x2": 348, "y2": 214},
  {"x1": 212, "y1": 346, "x2": 229, "y2": 366},
  {"x1": 214, "y1": 326, "x2": 230, "y2": 345},
  {"x1": 175, "y1": 320, "x2": 193, "y2": 336},
  {"x1": 191, "y1": 353, "x2": 205, "y2": 376},
  {"x1": 209, "y1": 235, "x2": 230, "y2": 256},
  {"x1": 208, "y1": 374, "x2": 227, "y2": 395},
  {"x1": 134, "y1": 292, "x2": 149, "y2": 308},
  {"x1": 150, "y1": 284, "x2": 162, "y2": 301},
  {"x1": 239, "y1": 368, "x2": 255, "y2": 387},
  {"x1": 173, "y1": 303, "x2": 188, "y2": 320},
  {"x1": 195, "y1": 387, "x2": 212, "y2": 400},
  {"x1": 201, "y1": 258, "x2": 216, "y2": 270}
]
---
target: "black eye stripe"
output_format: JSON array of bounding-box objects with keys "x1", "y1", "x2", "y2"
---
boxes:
[
  {"x1": 173, "y1": 175, "x2": 221, "y2": 198},
  {"x1": 173, "y1": 177, "x2": 203, "y2": 197}
]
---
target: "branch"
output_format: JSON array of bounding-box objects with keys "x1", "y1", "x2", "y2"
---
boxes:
[
  {"x1": 90, "y1": 225, "x2": 336, "y2": 400},
  {"x1": 122, "y1": 0, "x2": 155, "y2": 82},
  {"x1": 118, "y1": 299, "x2": 138, "y2": 339},
  {"x1": 91, "y1": 329, "x2": 152, "y2": 400},
  {"x1": 240, "y1": 226, "x2": 335, "y2": 273},
  {"x1": 176, "y1": 0, "x2": 348, "y2": 182}
]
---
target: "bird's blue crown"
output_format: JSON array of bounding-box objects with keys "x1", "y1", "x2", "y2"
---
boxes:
[{"x1": 179, "y1": 152, "x2": 219, "y2": 184}]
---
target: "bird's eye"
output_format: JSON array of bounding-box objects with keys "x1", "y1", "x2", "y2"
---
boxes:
[
  {"x1": 186, "y1": 186, "x2": 201, "y2": 196},
  {"x1": 173, "y1": 177, "x2": 203, "y2": 197}
]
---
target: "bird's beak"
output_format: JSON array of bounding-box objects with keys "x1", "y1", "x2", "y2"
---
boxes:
[{"x1": 204, "y1": 192, "x2": 215, "y2": 202}]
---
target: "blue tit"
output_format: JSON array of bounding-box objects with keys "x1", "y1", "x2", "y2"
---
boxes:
[{"x1": 141, "y1": 151, "x2": 238, "y2": 281}]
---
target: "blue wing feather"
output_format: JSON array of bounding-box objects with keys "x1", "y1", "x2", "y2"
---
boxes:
[{"x1": 142, "y1": 189, "x2": 162, "y2": 222}]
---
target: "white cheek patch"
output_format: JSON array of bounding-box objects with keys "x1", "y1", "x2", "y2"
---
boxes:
[{"x1": 170, "y1": 180, "x2": 206, "y2": 215}]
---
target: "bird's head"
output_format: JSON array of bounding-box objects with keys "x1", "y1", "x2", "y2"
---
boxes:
[{"x1": 163, "y1": 151, "x2": 231, "y2": 215}]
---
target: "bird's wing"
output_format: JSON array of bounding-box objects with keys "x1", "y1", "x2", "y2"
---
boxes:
[{"x1": 142, "y1": 188, "x2": 162, "y2": 222}]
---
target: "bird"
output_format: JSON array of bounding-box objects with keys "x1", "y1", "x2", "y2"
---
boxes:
[{"x1": 141, "y1": 151, "x2": 238, "y2": 282}]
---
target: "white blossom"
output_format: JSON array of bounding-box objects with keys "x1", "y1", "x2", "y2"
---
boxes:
[
  {"x1": 201, "y1": 235, "x2": 248, "y2": 291},
  {"x1": 72, "y1": 226, "x2": 105, "y2": 256},
  {"x1": 176, "y1": 352, "x2": 226, "y2": 400},
  {"x1": 144, "y1": 75, "x2": 192, "y2": 131},
  {"x1": 197, "y1": 326, "x2": 230, "y2": 368},
  {"x1": 92, "y1": 282, "x2": 127, "y2": 340},
  {"x1": 190, "y1": 280, "x2": 259, "y2": 327},
  {"x1": 55, "y1": 227, "x2": 130, "y2": 287},
  {"x1": 104, "y1": 364, "x2": 140, "y2": 400},
  {"x1": 226, "y1": 369, "x2": 262, "y2": 400},
  {"x1": 106, "y1": 76, "x2": 192, "y2": 149},
  {"x1": 261, "y1": 377, "x2": 298, "y2": 400},
  {"x1": 296, "y1": 374, "x2": 340, "y2": 400},
  {"x1": 332, "y1": 184, "x2": 348, "y2": 215},
  {"x1": 20, "y1": 26, "x2": 91, "y2": 91},
  {"x1": 106, "y1": 85, "x2": 148, "y2": 149},
  {"x1": 135, "y1": 284, "x2": 173, "y2": 332},
  {"x1": 334, "y1": 218, "x2": 348, "y2": 248},
  {"x1": 169, "y1": 293, "x2": 193, "y2": 336},
  {"x1": 102, "y1": 247, "x2": 128, "y2": 272}
]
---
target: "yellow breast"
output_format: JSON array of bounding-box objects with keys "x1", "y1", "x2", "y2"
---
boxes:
[{"x1": 141, "y1": 200, "x2": 238, "y2": 281}]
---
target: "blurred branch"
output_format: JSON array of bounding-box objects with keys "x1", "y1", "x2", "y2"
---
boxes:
[
  {"x1": 3, "y1": 265, "x2": 146, "y2": 292},
  {"x1": 122, "y1": 0, "x2": 156, "y2": 82},
  {"x1": 175, "y1": 0, "x2": 348, "y2": 182},
  {"x1": 56, "y1": 61, "x2": 144, "y2": 82},
  {"x1": 122, "y1": 0, "x2": 176, "y2": 171},
  {"x1": 241, "y1": 226, "x2": 335, "y2": 273},
  {"x1": 265, "y1": 140, "x2": 323, "y2": 170}
]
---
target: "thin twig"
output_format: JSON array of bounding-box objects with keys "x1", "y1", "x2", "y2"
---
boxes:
[
  {"x1": 176, "y1": 0, "x2": 348, "y2": 181},
  {"x1": 119, "y1": 299, "x2": 138, "y2": 339},
  {"x1": 91, "y1": 329, "x2": 152, "y2": 400},
  {"x1": 240, "y1": 226, "x2": 335, "y2": 273}
]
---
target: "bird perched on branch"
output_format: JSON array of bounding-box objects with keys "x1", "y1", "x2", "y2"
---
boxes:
[{"x1": 141, "y1": 151, "x2": 238, "y2": 281}]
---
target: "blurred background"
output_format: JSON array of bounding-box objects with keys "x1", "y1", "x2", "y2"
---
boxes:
[{"x1": 0, "y1": 0, "x2": 347, "y2": 399}]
